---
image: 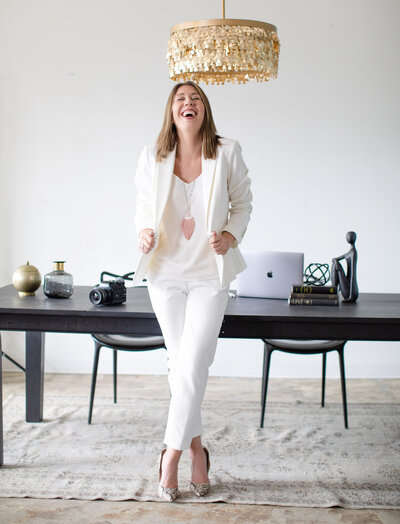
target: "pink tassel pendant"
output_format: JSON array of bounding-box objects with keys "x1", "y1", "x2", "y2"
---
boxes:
[{"x1": 182, "y1": 216, "x2": 195, "y2": 240}]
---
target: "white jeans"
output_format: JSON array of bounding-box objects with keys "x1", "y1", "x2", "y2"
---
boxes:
[{"x1": 147, "y1": 277, "x2": 229, "y2": 450}]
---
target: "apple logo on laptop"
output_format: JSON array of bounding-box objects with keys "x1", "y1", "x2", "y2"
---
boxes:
[{"x1": 267, "y1": 270, "x2": 273, "y2": 278}]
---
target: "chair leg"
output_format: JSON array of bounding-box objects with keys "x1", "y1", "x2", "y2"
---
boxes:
[
  {"x1": 321, "y1": 352, "x2": 327, "y2": 407},
  {"x1": 113, "y1": 349, "x2": 117, "y2": 404},
  {"x1": 260, "y1": 343, "x2": 274, "y2": 428},
  {"x1": 337, "y1": 345, "x2": 349, "y2": 429},
  {"x1": 261, "y1": 341, "x2": 267, "y2": 406},
  {"x1": 88, "y1": 342, "x2": 102, "y2": 425},
  {"x1": 1, "y1": 351, "x2": 26, "y2": 372}
]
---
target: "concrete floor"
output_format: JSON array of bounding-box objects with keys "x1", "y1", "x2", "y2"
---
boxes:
[{"x1": 1, "y1": 372, "x2": 399, "y2": 524}]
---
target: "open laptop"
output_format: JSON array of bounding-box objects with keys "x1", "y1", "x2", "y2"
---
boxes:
[{"x1": 237, "y1": 251, "x2": 304, "y2": 299}]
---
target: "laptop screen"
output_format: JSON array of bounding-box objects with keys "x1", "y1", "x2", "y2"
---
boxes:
[{"x1": 237, "y1": 251, "x2": 304, "y2": 299}]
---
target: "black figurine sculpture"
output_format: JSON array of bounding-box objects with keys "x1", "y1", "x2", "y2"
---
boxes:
[{"x1": 331, "y1": 231, "x2": 359, "y2": 303}]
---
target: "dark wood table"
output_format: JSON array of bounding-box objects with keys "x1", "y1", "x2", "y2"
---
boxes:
[{"x1": 1, "y1": 284, "x2": 400, "y2": 466}]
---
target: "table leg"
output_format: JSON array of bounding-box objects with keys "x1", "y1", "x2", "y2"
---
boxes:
[
  {"x1": 0, "y1": 333, "x2": 3, "y2": 466},
  {"x1": 25, "y1": 331, "x2": 45, "y2": 422}
]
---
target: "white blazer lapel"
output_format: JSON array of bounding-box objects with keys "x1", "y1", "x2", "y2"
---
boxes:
[
  {"x1": 133, "y1": 148, "x2": 175, "y2": 286},
  {"x1": 154, "y1": 148, "x2": 176, "y2": 228},
  {"x1": 201, "y1": 153, "x2": 217, "y2": 233}
]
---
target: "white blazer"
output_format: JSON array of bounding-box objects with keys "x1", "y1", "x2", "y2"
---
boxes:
[{"x1": 134, "y1": 137, "x2": 252, "y2": 287}]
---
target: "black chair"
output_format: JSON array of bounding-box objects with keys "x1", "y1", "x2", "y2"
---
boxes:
[
  {"x1": 88, "y1": 333, "x2": 166, "y2": 424},
  {"x1": 260, "y1": 339, "x2": 348, "y2": 429}
]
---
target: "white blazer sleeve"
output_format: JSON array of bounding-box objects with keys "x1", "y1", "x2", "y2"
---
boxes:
[
  {"x1": 134, "y1": 145, "x2": 155, "y2": 238},
  {"x1": 222, "y1": 141, "x2": 253, "y2": 245}
]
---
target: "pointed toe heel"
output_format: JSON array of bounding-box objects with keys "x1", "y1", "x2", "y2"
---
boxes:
[
  {"x1": 190, "y1": 446, "x2": 211, "y2": 497},
  {"x1": 190, "y1": 481, "x2": 210, "y2": 497},
  {"x1": 158, "y1": 484, "x2": 179, "y2": 502},
  {"x1": 158, "y1": 449, "x2": 179, "y2": 502}
]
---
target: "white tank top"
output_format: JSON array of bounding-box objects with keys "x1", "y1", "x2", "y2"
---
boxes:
[{"x1": 147, "y1": 174, "x2": 219, "y2": 281}]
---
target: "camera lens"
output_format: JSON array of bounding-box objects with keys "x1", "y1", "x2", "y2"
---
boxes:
[{"x1": 90, "y1": 288, "x2": 107, "y2": 305}]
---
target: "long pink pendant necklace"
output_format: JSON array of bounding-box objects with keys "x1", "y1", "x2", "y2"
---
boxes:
[{"x1": 182, "y1": 179, "x2": 196, "y2": 240}]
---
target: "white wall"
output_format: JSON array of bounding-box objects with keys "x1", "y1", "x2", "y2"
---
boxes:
[{"x1": 1, "y1": 0, "x2": 399, "y2": 378}]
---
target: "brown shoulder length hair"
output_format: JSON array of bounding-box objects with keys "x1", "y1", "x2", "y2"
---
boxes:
[{"x1": 155, "y1": 81, "x2": 221, "y2": 163}]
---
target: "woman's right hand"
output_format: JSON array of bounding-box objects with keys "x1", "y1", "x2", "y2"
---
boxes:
[{"x1": 138, "y1": 229, "x2": 155, "y2": 254}]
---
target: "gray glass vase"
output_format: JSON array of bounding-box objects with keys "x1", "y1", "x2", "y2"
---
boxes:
[{"x1": 43, "y1": 261, "x2": 73, "y2": 298}]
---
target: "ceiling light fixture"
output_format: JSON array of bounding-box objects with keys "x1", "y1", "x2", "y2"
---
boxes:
[{"x1": 167, "y1": 0, "x2": 280, "y2": 85}]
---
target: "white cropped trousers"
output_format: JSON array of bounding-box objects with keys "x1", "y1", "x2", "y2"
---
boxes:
[{"x1": 147, "y1": 278, "x2": 229, "y2": 450}]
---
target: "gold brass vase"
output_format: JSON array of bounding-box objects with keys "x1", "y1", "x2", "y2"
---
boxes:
[{"x1": 12, "y1": 261, "x2": 42, "y2": 297}]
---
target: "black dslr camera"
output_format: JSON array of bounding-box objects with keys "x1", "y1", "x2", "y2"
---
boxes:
[
  {"x1": 89, "y1": 277, "x2": 126, "y2": 306},
  {"x1": 89, "y1": 270, "x2": 136, "y2": 306}
]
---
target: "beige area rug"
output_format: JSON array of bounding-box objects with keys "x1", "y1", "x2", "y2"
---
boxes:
[{"x1": 1, "y1": 393, "x2": 399, "y2": 508}]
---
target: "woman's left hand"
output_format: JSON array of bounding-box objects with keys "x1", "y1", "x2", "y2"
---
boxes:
[{"x1": 209, "y1": 231, "x2": 236, "y2": 255}]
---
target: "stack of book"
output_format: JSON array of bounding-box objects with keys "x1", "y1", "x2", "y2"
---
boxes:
[{"x1": 288, "y1": 285, "x2": 339, "y2": 306}]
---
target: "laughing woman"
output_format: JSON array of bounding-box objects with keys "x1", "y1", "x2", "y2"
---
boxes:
[{"x1": 134, "y1": 81, "x2": 252, "y2": 501}]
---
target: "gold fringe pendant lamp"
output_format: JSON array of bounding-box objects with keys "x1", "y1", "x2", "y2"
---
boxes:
[{"x1": 167, "y1": 0, "x2": 280, "y2": 85}]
